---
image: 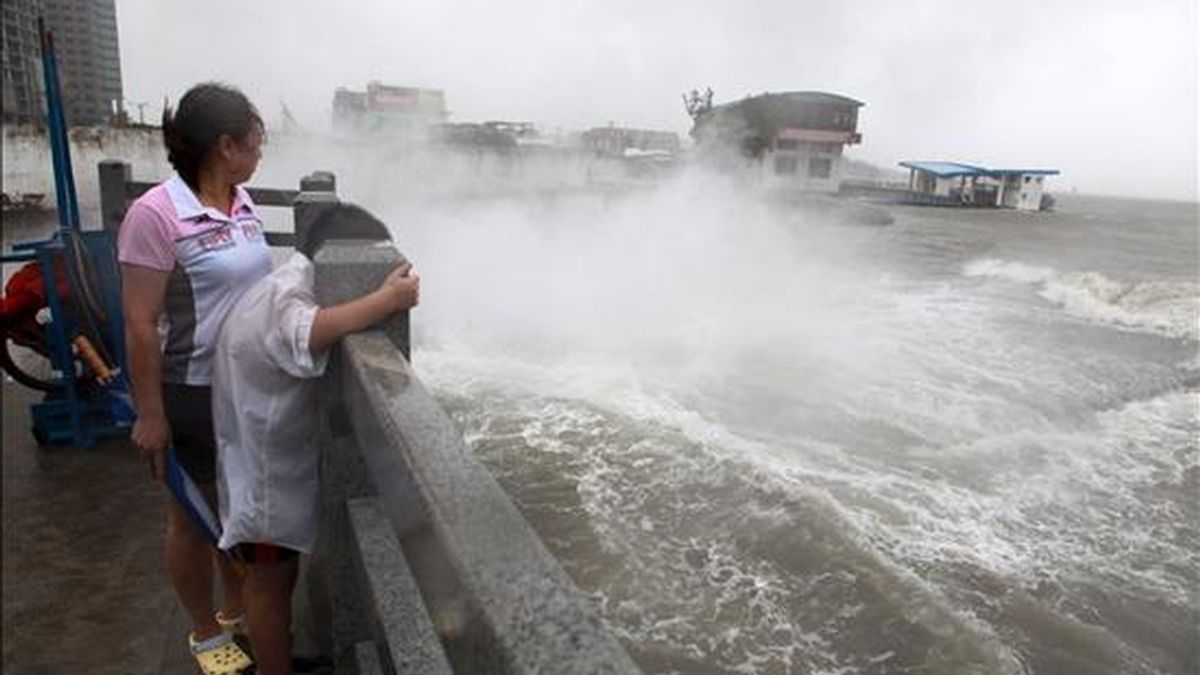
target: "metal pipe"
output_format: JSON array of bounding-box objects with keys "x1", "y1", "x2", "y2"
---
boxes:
[{"x1": 38, "y1": 18, "x2": 80, "y2": 232}]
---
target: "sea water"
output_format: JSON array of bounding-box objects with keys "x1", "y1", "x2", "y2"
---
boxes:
[{"x1": 385, "y1": 182, "x2": 1198, "y2": 675}]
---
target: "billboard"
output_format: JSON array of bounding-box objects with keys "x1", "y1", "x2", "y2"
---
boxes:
[{"x1": 366, "y1": 82, "x2": 446, "y2": 119}]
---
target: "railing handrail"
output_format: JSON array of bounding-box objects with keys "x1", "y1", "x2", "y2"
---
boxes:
[
  {"x1": 98, "y1": 160, "x2": 336, "y2": 248},
  {"x1": 124, "y1": 180, "x2": 301, "y2": 208}
]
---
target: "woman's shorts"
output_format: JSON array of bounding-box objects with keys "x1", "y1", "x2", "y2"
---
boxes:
[
  {"x1": 232, "y1": 543, "x2": 300, "y2": 565},
  {"x1": 163, "y1": 383, "x2": 217, "y2": 485}
]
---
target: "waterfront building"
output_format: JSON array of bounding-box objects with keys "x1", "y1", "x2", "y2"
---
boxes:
[
  {"x1": 333, "y1": 81, "x2": 448, "y2": 137},
  {"x1": 581, "y1": 126, "x2": 681, "y2": 157},
  {"x1": 2, "y1": 0, "x2": 46, "y2": 124},
  {"x1": 430, "y1": 121, "x2": 517, "y2": 150},
  {"x1": 690, "y1": 91, "x2": 864, "y2": 193},
  {"x1": 482, "y1": 121, "x2": 567, "y2": 149},
  {"x1": 900, "y1": 161, "x2": 1060, "y2": 211},
  {"x1": 576, "y1": 125, "x2": 682, "y2": 184}
]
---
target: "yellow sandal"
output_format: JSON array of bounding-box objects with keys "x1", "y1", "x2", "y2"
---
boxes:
[
  {"x1": 215, "y1": 612, "x2": 247, "y2": 637},
  {"x1": 188, "y1": 630, "x2": 253, "y2": 675},
  {"x1": 215, "y1": 612, "x2": 253, "y2": 659}
]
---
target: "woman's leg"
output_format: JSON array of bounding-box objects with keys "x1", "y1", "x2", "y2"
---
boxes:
[
  {"x1": 164, "y1": 497, "x2": 223, "y2": 640},
  {"x1": 241, "y1": 547, "x2": 300, "y2": 675},
  {"x1": 200, "y1": 483, "x2": 245, "y2": 621},
  {"x1": 164, "y1": 384, "x2": 244, "y2": 637}
]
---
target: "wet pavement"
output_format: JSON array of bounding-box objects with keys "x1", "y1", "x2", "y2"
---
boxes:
[
  {"x1": 2, "y1": 380, "x2": 201, "y2": 674},
  {"x1": 3, "y1": 379, "x2": 326, "y2": 675}
]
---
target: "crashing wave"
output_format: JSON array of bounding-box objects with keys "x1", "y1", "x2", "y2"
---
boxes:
[{"x1": 964, "y1": 259, "x2": 1200, "y2": 341}]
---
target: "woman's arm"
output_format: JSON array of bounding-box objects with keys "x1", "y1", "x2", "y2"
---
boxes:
[{"x1": 122, "y1": 263, "x2": 171, "y2": 481}]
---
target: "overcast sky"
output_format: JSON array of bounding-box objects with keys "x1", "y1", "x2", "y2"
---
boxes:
[{"x1": 115, "y1": 0, "x2": 1197, "y2": 200}]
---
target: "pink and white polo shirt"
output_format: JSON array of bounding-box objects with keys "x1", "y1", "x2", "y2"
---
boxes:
[{"x1": 118, "y1": 174, "x2": 273, "y2": 386}]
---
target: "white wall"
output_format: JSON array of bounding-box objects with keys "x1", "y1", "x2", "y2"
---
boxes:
[
  {"x1": 2, "y1": 125, "x2": 170, "y2": 226},
  {"x1": 2, "y1": 125, "x2": 610, "y2": 229},
  {"x1": 999, "y1": 174, "x2": 1045, "y2": 210},
  {"x1": 933, "y1": 175, "x2": 962, "y2": 197},
  {"x1": 910, "y1": 171, "x2": 964, "y2": 197},
  {"x1": 760, "y1": 142, "x2": 843, "y2": 193},
  {"x1": 1017, "y1": 174, "x2": 1045, "y2": 210}
]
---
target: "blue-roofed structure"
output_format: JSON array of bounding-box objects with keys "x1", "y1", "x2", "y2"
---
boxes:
[
  {"x1": 899, "y1": 161, "x2": 989, "y2": 178},
  {"x1": 899, "y1": 160, "x2": 1060, "y2": 210},
  {"x1": 989, "y1": 168, "x2": 1062, "y2": 177}
]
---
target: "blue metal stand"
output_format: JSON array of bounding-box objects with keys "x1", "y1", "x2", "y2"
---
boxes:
[
  {"x1": 4, "y1": 233, "x2": 132, "y2": 447},
  {"x1": 0, "y1": 19, "x2": 133, "y2": 447}
]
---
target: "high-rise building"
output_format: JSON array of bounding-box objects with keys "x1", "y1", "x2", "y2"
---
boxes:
[
  {"x1": 1, "y1": 0, "x2": 122, "y2": 127},
  {"x1": 42, "y1": 0, "x2": 123, "y2": 127},
  {"x1": 2, "y1": 0, "x2": 46, "y2": 124}
]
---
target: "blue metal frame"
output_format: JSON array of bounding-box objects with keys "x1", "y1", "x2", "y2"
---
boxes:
[
  {"x1": 40, "y1": 20, "x2": 80, "y2": 231},
  {"x1": 5, "y1": 231, "x2": 132, "y2": 447},
  {"x1": 0, "y1": 19, "x2": 132, "y2": 447}
]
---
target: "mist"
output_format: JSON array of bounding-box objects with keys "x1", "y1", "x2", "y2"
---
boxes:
[
  {"x1": 307, "y1": 143, "x2": 1195, "y2": 673},
  {"x1": 115, "y1": 0, "x2": 1198, "y2": 201}
]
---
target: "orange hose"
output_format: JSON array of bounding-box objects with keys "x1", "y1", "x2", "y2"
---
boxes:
[{"x1": 72, "y1": 335, "x2": 114, "y2": 383}]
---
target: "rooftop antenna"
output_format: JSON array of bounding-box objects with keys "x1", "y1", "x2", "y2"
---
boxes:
[
  {"x1": 683, "y1": 87, "x2": 714, "y2": 120},
  {"x1": 281, "y1": 99, "x2": 299, "y2": 133}
]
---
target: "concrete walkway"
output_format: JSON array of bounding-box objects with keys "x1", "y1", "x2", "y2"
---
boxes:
[
  {"x1": 3, "y1": 379, "x2": 327, "y2": 675},
  {"x1": 2, "y1": 380, "x2": 201, "y2": 674},
  {"x1": 1, "y1": 213, "x2": 200, "y2": 673}
]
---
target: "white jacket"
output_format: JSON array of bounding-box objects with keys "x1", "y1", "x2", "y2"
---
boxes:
[{"x1": 213, "y1": 253, "x2": 328, "y2": 554}]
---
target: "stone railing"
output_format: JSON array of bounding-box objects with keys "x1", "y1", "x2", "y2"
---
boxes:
[
  {"x1": 97, "y1": 159, "x2": 338, "y2": 246},
  {"x1": 311, "y1": 232, "x2": 640, "y2": 674}
]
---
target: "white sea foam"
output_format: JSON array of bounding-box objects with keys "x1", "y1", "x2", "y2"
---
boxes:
[
  {"x1": 421, "y1": 346, "x2": 1029, "y2": 673},
  {"x1": 864, "y1": 386, "x2": 1198, "y2": 603},
  {"x1": 963, "y1": 258, "x2": 1200, "y2": 341},
  {"x1": 422, "y1": 334, "x2": 1197, "y2": 671}
]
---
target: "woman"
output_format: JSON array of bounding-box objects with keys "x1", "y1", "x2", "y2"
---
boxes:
[{"x1": 118, "y1": 82, "x2": 269, "y2": 674}]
